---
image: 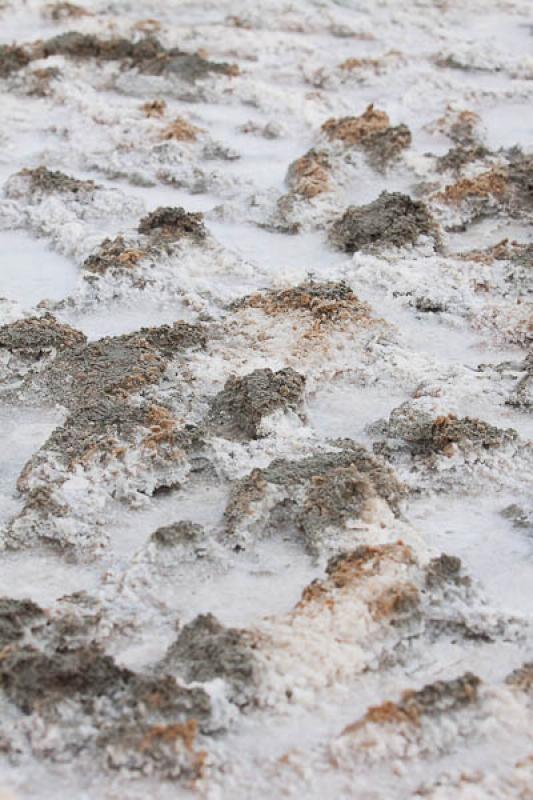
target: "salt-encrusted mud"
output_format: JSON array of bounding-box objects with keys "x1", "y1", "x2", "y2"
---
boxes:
[{"x1": 0, "y1": 0, "x2": 532, "y2": 798}]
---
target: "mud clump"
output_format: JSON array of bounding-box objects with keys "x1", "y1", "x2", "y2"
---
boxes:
[
  {"x1": 142, "y1": 98, "x2": 166, "y2": 118},
  {"x1": 151, "y1": 520, "x2": 204, "y2": 547},
  {"x1": 83, "y1": 236, "x2": 146, "y2": 275},
  {"x1": 208, "y1": 367, "x2": 305, "y2": 439},
  {"x1": 425, "y1": 554, "x2": 470, "y2": 589},
  {"x1": 374, "y1": 405, "x2": 518, "y2": 459},
  {"x1": 501, "y1": 504, "x2": 532, "y2": 531},
  {"x1": 398, "y1": 673, "x2": 481, "y2": 719},
  {"x1": 0, "y1": 44, "x2": 31, "y2": 78},
  {"x1": 105, "y1": 719, "x2": 205, "y2": 780},
  {"x1": 0, "y1": 598, "x2": 213, "y2": 743},
  {"x1": 40, "y1": 337, "x2": 166, "y2": 408},
  {"x1": 0, "y1": 598, "x2": 44, "y2": 647},
  {"x1": 40, "y1": 31, "x2": 160, "y2": 62},
  {"x1": 15, "y1": 166, "x2": 97, "y2": 196},
  {"x1": 329, "y1": 192, "x2": 437, "y2": 252},
  {"x1": 152, "y1": 51, "x2": 240, "y2": 82},
  {"x1": 322, "y1": 104, "x2": 389, "y2": 146},
  {"x1": 506, "y1": 354, "x2": 533, "y2": 410},
  {"x1": 322, "y1": 105, "x2": 411, "y2": 168},
  {"x1": 436, "y1": 144, "x2": 490, "y2": 175},
  {"x1": 0, "y1": 314, "x2": 86, "y2": 362},
  {"x1": 286, "y1": 149, "x2": 331, "y2": 198},
  {"x1": 0, "y1": 644, "x2": 132, "y2": 714},
  {"x1": 304, "y1": 542, "x2": 420, "y2": 625},
  {"x1": 41, "y1": 398, "x2": 150, "y2": 466},
  {"x1": 344, "y1": 672, "x2": 481, "y2": 735},
  {"x1": 506, "y1": 663, "x2": 533, "y2": 695},
  {"x1": 225, "y1": 442, "x2": 406, "y2": 554},
  {"x1": 360, "y1": 124, "x2": 412, "y2": 170},
  {"x1": 162, "y1": 614, "x2": 257, "y2": 703},
  {"x1": 161, "y1": 117, "x2": 202, "y2": 142},
  {"x1": 436, "y1": 169, "x2": 508, "y2": 206},
  {"x1": 138, "y1": 206, "x2": 207, "y2": 242},
  {"x1": 232, "y1": 280, "x2": 371, "y2": 324},
  {"x1": 429, "y1": 414, "x2": 517, "y2": 452},
  {"x1": 38, "y1": 322, "x2": 206, "y2": 408},
  {"x1": 507, "y1": 151, "x2": 533, "y2": 212},
  {"x1": 38, "y1": 32, "x2": 239, "y2": 82}
]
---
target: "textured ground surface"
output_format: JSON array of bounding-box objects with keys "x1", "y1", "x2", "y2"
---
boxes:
[{"x1": 0, "y1": 1, "x2": 532, "y2": 798}]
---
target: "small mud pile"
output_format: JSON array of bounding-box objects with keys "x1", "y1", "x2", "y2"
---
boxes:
[
  {"x1": 225, "y1": 442, "x2": 406, "y2": 554},
  {"x1": 329, "y1": 192, "x2": 437, "y2": 252},
  {"x1": 162, "y1": 613, "x2": 257, "y2": 705},
  {"x1": 322, "y1": 105, "x2": 411, "y2": 169},
  {"x1": 138, "y1": 206, "x2": 207, "y2": 242},
  {"x1": 208, "y1": 367, "x2": 305, "y2": 439},
  {"x1": 11, "y1": 166, "x2": 97, "y2": 196},
  {"x1": 0, "y1": 314, "x2": 86, "y2": 362},
  {"x1": 285, "y1": 149, "x2": 331, "y2": 198},
  {"x1": 232, "y1": 281, "x2": 372, "y2": 325}
]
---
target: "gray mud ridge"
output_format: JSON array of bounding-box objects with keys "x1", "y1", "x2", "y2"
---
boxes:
[{"x1": 0, "y1": 31, "x2": 239, "y2": 83}]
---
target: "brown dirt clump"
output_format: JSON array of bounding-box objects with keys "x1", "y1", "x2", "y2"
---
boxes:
[
  {"x1": 286, "y1": 150, "x2": 330, "y2": 197},
  {"x1": 160, "y1": 117, "x2": 202, "y2": 142},
  {"x1": 436, "y1": 144, "x2": 490, "y2": 175},
  {"x1": 436, "y1": 169, "x2": 509, "y2": 205},
  {"x1": 141, "y1": 99, "x2": 166, "y2": 118},
  {"x1": 285, "y1": 149, "x2": 331, "y2": 198},
  {"x1": 138, "y1": 206, "x2": 207, "y2": 242},
  {"x1": 506, "y1": 663, "x2": 533, "y2": 695},
  {"x1": 325, "y1": 542, "x2": 416, "y2": 590},
  {"x1": 322, "y1": 104, "x2": 390, "y2": 145},
  {"x1": 374, "y1": 406, "x2": 518, "y2": 460},
  {"x1": 0, "y1": 44, "x2": 32, "y2": 78},
  {"x1": 16, "y1": 166, "x2": 97, "y2": 195},
  {"x1": 35, "y1": 322, "x2": 206, "y2": 410},
  {"x1": 322, "y1": 105, "x2": 411, "y2": 169},
  {"x1": 329, "y1": 192, "x2": 437, "y2": 252},
  {"x1": 151, "y1": 520, "x2": 204, "y2": 547},
  {"x1": 83, "y1": 236, "x2": 146, "y2": 275},
  {"x1": 232, "y1": 280, "x2": 372, "y2": 324},
  {"x1": 339, "y1": 57, "x2": 381, "y2": 72},
  {"x1": 0, "y1": 598, "x2": 44, "y2": 647},
  {"x1": 425, "y1": 553, "x2": 469, "y2": 589}
]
